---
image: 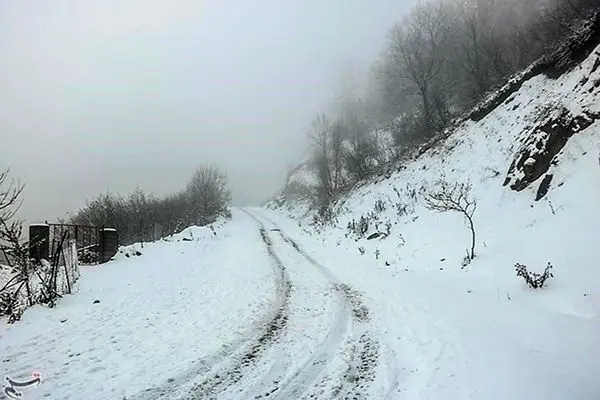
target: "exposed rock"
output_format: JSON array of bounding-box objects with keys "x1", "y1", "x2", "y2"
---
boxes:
[
  {"x1": 366, "y1": 232, "x2": 385, "y2": 240},
  {"x1": 504, "y1": 109, "x2": 599, "y2": 192},
  {"x1": 536, "y1": 174, "x2": 554, "y2": 201}
]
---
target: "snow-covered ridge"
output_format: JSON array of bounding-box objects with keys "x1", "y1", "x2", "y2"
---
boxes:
[
  {"x1": 277, "y1": 38, "x2": 600, "y2": 219},
  {"x1": 279, "y1": 14, "x2": 600, "y2": 206}
]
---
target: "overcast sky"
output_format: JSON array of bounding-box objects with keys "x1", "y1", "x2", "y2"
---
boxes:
[{"x1": 0, "y1": 0, "x2": 415, "y2": 223}]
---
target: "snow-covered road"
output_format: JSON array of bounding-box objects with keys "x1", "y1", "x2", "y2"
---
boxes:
[
  {"x1": 1, "y1": 208, "x2": 599, "y2": 399},
  {"x1": 161, "y1": 209, "x2": 388, "y2": 399},
  {"x1": 239, "y1": 210, "x2": 386, "y2": 400}
]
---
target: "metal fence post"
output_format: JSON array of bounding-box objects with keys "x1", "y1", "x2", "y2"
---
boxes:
[
  {"x1": 99, "y1": 228, "x2": 118, "y2": 263},
  {"x1": 29, "y1": 224, "x2": 50, "y2": 262}
]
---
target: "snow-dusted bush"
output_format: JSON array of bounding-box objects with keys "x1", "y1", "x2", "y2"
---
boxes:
[
  {"x1": 374, "y1": 199, "x2": 386, "y2": 213},
  {"x1": 392, "y1": 186, "x2": 416, "y2": 217},
  {"x1": 0, "y1": 289, "x2": 23, "y2": 323},
  {"x1": 1, "y1": 211, "x2": 81, "y2": 323},
  {"x1": 462, "y1": 252, "x2": 472, "y2": 268},
  {"x1": 347, "y1": 216, "x2": 370, "y2": 240},
  {"x1": 515, "y1": 262, "x2": 554, "y2": 289}
]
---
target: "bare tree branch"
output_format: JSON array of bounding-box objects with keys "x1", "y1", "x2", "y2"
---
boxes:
[
  {"x1": 425, "y1": 181, "x2": 477, "y2": 260},
  {"x1": 0, "y1": 169, "x2": 25, "y2": 223}
]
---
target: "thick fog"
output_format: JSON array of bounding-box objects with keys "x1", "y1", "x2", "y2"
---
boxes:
[{"x1": 0, "y1": 0, "x2": 416, "y2": 222}]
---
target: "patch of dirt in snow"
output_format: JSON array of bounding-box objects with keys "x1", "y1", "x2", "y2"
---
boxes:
[
  {"x1": 331, "y1": 333, "x2": 380, "y2": 400},
  {"x1": 334, "y1": 283, "x2": 371, "y2": 323},
  {"x1": 327, "y1": 285, "x2": 380, "y2": 400}
]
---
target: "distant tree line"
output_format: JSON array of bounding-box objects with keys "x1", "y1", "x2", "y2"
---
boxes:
[
  {"x1": 302, "y1": 0, "x2": 598, "y2": 215},
  {"x1": 71, "y1": 164, "x2": 231, "y2": 245}
]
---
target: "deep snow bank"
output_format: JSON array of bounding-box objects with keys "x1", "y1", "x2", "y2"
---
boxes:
[{"x1": 112, "y1": 219, "x2": 227, "y2": 262}]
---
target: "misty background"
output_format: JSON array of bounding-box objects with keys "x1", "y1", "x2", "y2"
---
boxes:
[{"x1": 0, "y1": 0, "x2": 417, "y2": 223}]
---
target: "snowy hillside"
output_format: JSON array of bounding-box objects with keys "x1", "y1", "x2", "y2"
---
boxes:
[
  {"x1": 264, "y1": 30, "x2": 600, "y2": 399},
  {"x1": 274, "y1": 40, "x2": 600, "y2": 281}
]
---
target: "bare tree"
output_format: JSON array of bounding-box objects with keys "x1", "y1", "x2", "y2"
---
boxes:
[
  {"x1": 343, "y1": 128, "x2": 380, "y2": 182},
  {"x1": 451, "y1": 0, "x2": 510, "y2": 103},
  {"x1": 72, "y1": 192, "x2": 129, "y2": 240},
  {"x1": 386, "y1": 2, "x2": 450, "y2": 135},
  {"x1": 294, "y1": 0, "x2": 600, "y2": 215},
  {"x1": 127, "y1": 189, "x2": 153, "y2": 244},
  {"x1": 425, "y1": 181, "x2": 477, "y2": 260},
  {"x1": 310, "y1": 114, "x2": 333, "y2": 208},
  {"x1": 329, "y1": 120, "x2": 346, "y2": 194},
  {"x1": 72, "y1": 165, "x2": 231, "y2": 245},
  {"x1": 0, "y1": 169, "x2": 24, "y2": 224},
  {"x1": 331, "y1": 70, "x2": 382, "y2": 183},
  {"x1": 186, "y1": 164, "x2": 232, "y2": 226}
]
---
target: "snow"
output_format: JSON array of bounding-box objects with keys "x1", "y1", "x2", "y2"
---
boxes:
[
  {"x1": 260, "y1": 207, "x2": 600, "y2": 399},
  {"x1": 0, "y1": 211, "x2": 278, "y2": 399},
  {"x1": 1, "y1": 32, "x2": 600, "y2": 400},
  {"x1": 2, "y1": 194, "x2": 599, "y2": 399}
]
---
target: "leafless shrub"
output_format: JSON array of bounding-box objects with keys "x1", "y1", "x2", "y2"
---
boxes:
[
  {"x1": 374, "y1": 199, "x2": 386, "y2": 213},
  {"x1": 0, "y1": 169, "x2": 29, "y2": 322},
  {"x1": 347, "y1": 216, "x2": 370, "y2": 239},
  {"x1": 462, "y1": 250, "x2": 472, "y2": 268},
  {"x1": 0, "y1": 169, "x2": 24, "y2": 224},
  {"x1": 515, "y1": 262, "x2": 554, "y2": 289},
  {"x1": 385, "y1": 221, "x2": 392, "y2": 236},
  {"x1": 392, "y1": 186, "x2": 416, "y2": 217},
  {"x1": 395, "y1": 202, "x2": 409, "y2": 217},
  {"x1": 425, "y1": 181, "x2": 477, "y2": 261},
  {"x1": 1, "y1": 181, "x2": 81, "y2": 322}
]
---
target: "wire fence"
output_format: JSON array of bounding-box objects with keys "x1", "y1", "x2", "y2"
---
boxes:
[
  {"x1": 48, "y1": 223, "x2": 102, "y2": 265},
  {"x1": 0, "y1": 223, "x2": 117, "y2": 323}
]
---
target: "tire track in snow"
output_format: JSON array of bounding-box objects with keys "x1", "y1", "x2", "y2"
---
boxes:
[
  {"x1": 246, "y1": 232, "x2": 352, "y2": 400},
  {"x1": 129, "y1": 211, "x2": 292, "y2": 400},
  {"x1": 249, "y1": 209, "x2": 381, "y2": 400},
  {"x1": 187, "y1": 211, "x2": 292, "y2": 399}
]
